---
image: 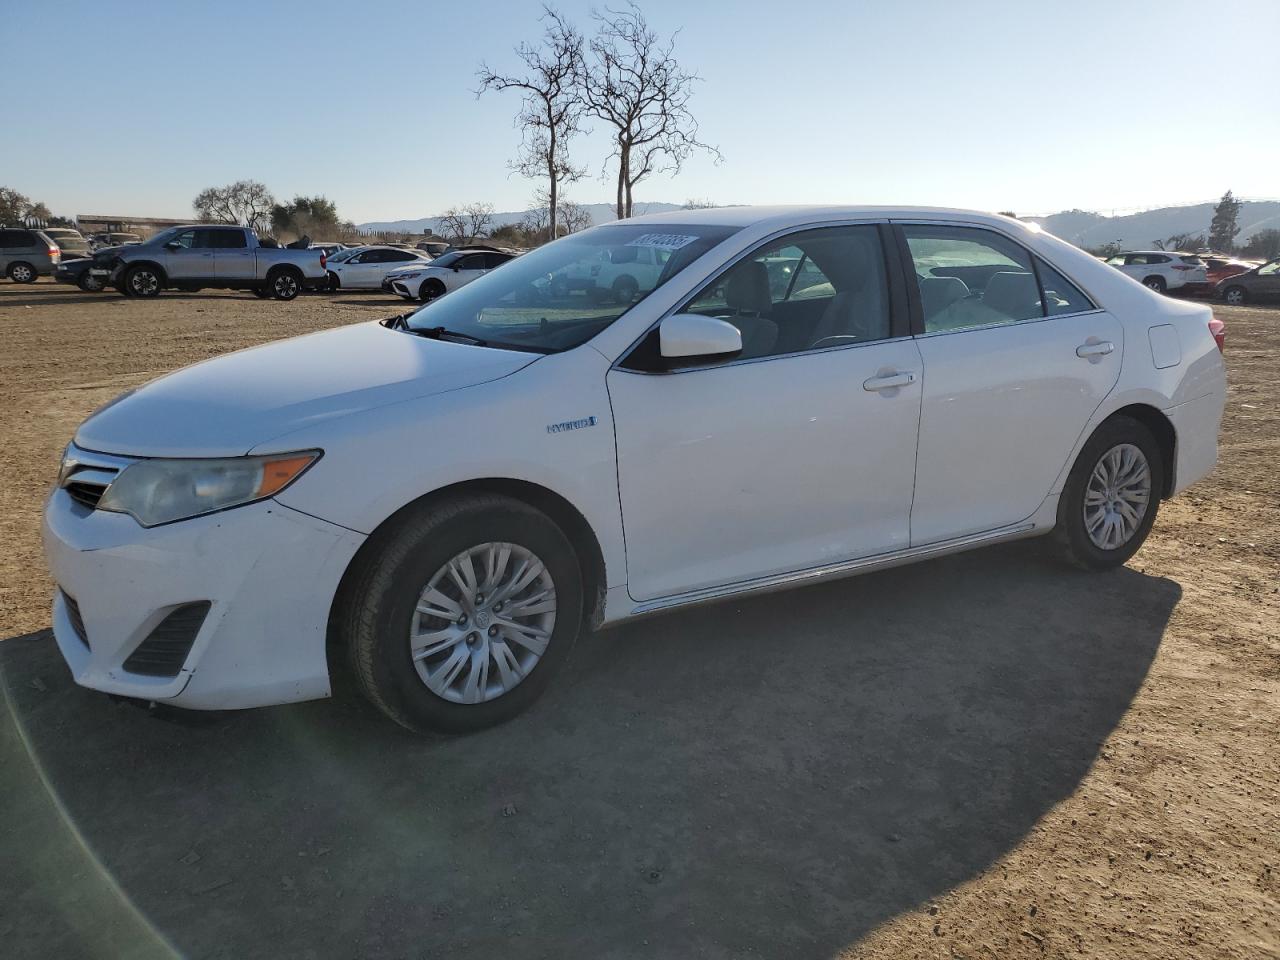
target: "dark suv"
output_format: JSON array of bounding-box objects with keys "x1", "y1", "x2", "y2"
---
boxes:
[{"x1": 0, "y1": 228, "x2": 60, "y2": 282}]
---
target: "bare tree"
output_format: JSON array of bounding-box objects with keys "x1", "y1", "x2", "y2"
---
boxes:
[
  {"x1": 681, "y1": 198, "x2": 720, "y2": 210},
  {"x1": 463, "y1": 202, "x2": 496, "y2": 239},
  {"x1": 580, "y1": 3, "x2": 719, "y2": 219},
  {"x1": 193, "y1": 180, "x2": 275, "y2": 233},
  {"x1": 520, "y1": 201, "x2": 552, "y2": 238},
  {"x1": 558, "y1": 198, "x2": 593, "y2": 234},
  {"x1": 438, "y1": 207, "x2": 468, "y2": 242},
  {"x1": 478, "y1": 6, "x2": 585, "y2": 243}
]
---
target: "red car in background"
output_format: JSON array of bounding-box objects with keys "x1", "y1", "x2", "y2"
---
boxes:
[{"x1": 1200, "y1": 255, "x2": 1257, "y2": 287}]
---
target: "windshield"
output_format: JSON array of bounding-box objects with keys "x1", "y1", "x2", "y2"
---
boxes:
[
  {"x1": 327, "y1": 247, "x2": 361, "y2": 263},
  {"x1": 144, "y1": 228, "x2": 181, "y2": 246},
  {"x1": 430, "y1": 251, "x2": 463, "y2": 268},
  {"x1": 404, "y1": 223, "x2": 739, "y2": 352}
]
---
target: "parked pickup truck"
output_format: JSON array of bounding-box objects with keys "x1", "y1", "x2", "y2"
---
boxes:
[{"x1": 93, "y1": 225, "x2": 328, "y2": 300}]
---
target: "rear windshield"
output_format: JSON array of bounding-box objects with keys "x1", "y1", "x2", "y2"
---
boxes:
[{"x1": 1179, "y1": 255, "x2": 1204, "y2": 265}]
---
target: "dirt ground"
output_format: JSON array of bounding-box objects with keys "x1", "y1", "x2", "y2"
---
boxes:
[{"x1": 1, "y1": 281, "x2": 1276, "y2": 959}]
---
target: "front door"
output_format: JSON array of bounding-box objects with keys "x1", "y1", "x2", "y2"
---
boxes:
[
  {"x1": 607, "y1": 223, "x2": 922, "y2": 602},
  {"x1": 163, "y1": 228, "x2": 215, "y2": 280},
  {"x1": 898, "y1": 223, "x2": 1123, "y2": 545}
]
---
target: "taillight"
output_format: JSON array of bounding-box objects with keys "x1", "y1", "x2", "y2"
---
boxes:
[
  {"x1": 1171, "y1": 265, "x2": 1195, "y2": 272},
  {"x1": 1208, "y1": 315, "x2": 1225, "y2": 353},
  {"x1": 320, "y1": 251, "x2": 327, "y2": 269},
  {"x1": 48, "y1": 246, "x2": 60, "y2": 260}
]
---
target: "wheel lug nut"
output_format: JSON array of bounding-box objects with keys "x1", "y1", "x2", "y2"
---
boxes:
[
  {"x1": 457, "y1": 615, "x2": 467, "y2": 626},
  {"x1": 488, "y1": 626, "x2": 498, "y2": 637},
  {"x1": 494, "y1": 601, "x2": 503, "y2": 611},
  {"x1": 475, "y1": 594, "x2": 485, "y2": 605}
]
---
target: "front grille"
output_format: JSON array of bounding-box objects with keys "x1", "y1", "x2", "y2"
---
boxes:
[
  {"x1": 122, "y1": 602, "x2": 211, "y2": 677},
  {"x1": 65, "y1": 481, "x2": 107, "y2": 509},
  {"x1": 61, "y1": 591, "x2": 90, "y2": 650},
  {"x1": 59, "y1": 445, "x2": 131, "y2": 515}
]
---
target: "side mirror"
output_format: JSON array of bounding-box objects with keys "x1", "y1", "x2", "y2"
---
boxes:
[
  {"x1": 164, "y1": 240, "x2": 181, "y2": 250},
  {"x1": 659, "y1": 313, "x2": 742, "y2": 360}
]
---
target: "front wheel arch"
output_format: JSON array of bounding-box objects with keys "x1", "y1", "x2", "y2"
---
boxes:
[{"x1": 326, "y1": 478, "x2": 607, "y2": 681}]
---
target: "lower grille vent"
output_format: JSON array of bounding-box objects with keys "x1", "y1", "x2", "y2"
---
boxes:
[
  {"x1": 122, "y1": 602, "x2": 211, "y2": 678},
  {"x1": 62, "y1": 591, "x2": 90, "y2": 650}
]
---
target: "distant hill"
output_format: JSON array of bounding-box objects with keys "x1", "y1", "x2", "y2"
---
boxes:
[
  {"x1": 357, "y1": 201, "x2": 684, "y2": 235},
  {"x1": 1028, "y1": 201, "x2": 1280, "y2": 250}
]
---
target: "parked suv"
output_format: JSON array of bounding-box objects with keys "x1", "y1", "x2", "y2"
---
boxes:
[
  {"x1": 44, "y1": 207, "x2": 1226, "y2": 734},
  {"x1": 1105, "y1": 251, "x2": 1209, "y2": 294},
  {"x1": 0, "y1": 227, "x2": 60, "y2": 282},
  {"x1": 1216, "y1": 258, "x2": 1280, "y2": 305}
]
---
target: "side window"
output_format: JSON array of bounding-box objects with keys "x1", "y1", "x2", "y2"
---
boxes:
[
  {"x1": 458, "y1": 254, "x2": 485, "y2": 270},
  {"x1": 0, "y1": 230, "x2": 19, "y2": 248},
  {"x1": 169, "y1": 230, "x2": 199, "y2": 249},
  {"x1": 1036, "y1": 258, "x2": 1095, "y2": 316},
  {"x1": 682, "y1": 225, "x2": 890, "y2": 360},
  {"x1": 1258, "y1": 261, "x2": 1279, "y2": 277},
  {"x1": 208, "y1": 229, "x2": 247, "y2": 249},
  {"x1": 484, "y1": 252, "x2": 511, "y2": 269},
  {"x1": 903, "y1": 225, "x2": 1041, "y2": 332}
]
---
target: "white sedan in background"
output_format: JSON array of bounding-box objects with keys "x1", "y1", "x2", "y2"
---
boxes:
[
  {"x1": 325, "y1": 245, "x2": 429, "y2": 290},
  {"x1": 44, "y1": 206, "x2": 1225, "y2": 735},
  {"x1": 388, "y1": 248, "x2": 516, "y2": 301}
]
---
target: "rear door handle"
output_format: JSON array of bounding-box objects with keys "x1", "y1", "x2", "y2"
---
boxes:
[
  {"x1": 1076, "y1": 340, "x2": 1114, "y2": 358},
  {"x1": 862, "y1": 371, "x2": 916, "y2": 392}
]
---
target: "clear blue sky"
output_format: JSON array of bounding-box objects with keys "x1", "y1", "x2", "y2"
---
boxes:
[{"x1": 5, "y1": 0, "x2": 1277, "y2": 224}]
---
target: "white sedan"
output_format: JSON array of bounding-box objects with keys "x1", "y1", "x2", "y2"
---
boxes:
[
  {"x1": 324, "y1": 245, "x2": 429, "y2": 290},
  {"x1": 44, "y1": 206, "x2": 1226, "y2": 733},
  {"x1": 387, "y1": 248, "x2": 516, "y2": 301}
]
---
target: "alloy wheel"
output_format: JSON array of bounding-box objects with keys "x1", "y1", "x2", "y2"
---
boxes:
[
  {"x1": 409, "y1": 542, "x2": 557, "y2": 704},
  {"x1": 275, "y1": 274, "x2": 298, "y2": 298},
  {"x1": 130, "y1": 269, "x2": 158, "y2": 295},
  {"x1": 11, "y1": 264, "x2": 34, "y2": 282},
  {"x1": 1083, "y1": 443, "x2": 1151, "y2": 550}
]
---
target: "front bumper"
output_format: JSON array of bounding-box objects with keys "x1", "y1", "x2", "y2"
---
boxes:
[
  {"x1": 43, "y1": 489, "x2": 366, "y2": 710},
  {"x1": 391, "y1": 280, "x2": 416, "y2": 299}
]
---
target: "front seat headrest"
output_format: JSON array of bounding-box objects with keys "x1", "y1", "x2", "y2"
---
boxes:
[
  {"x1": 725, "y1": 260, "x2": 772, "y2": 315},
  {"x1": 982, "y1": 271, "x2": 1041, "y2": 319}
]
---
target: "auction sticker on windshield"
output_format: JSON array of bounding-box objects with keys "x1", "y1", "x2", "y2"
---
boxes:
[{"x1": 626, "y1": 234, "x2": 700, "y2": 250}]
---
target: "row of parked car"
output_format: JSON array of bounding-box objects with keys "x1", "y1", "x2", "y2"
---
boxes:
[{"x1": 1104, "y1": 249, "x2": 1277, "y2": 304}]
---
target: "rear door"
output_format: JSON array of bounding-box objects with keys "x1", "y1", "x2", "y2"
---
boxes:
[
  {"x1": 898, "y1": 223, "x2": 1122, "y2": 545},
  {"x1": 210, "y1": 227, "x2": 254, "y2": 279}
]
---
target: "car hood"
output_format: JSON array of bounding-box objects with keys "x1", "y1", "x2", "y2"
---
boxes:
[{"x1": 75, "y1": 321, "x2": 540, "y2": 457}]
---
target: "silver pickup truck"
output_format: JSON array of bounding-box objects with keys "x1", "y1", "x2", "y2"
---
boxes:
[{"x1": 94, "y1": 225, "x2": 327, "y2": 300}]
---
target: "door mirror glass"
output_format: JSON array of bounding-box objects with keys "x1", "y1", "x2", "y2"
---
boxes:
[
  {"x1": 659, "y1": 313, "x2": 743, "y2": 360},
  {"x1": 164, "y1": 240, "x2": 182, "y2": 250}
]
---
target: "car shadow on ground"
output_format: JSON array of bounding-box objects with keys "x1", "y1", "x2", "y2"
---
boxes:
[{"x1": 0, "y1": 541, "x2": 1179, "y2": 959}]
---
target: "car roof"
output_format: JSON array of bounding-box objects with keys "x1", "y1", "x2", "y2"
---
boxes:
[{"x1": 615, "y1": 204, "x2": 1028, "y2": 230}]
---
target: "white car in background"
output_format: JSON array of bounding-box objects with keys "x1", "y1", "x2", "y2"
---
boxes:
[
  {"x1": 388, "y1": 248, "x2": 516, "y2": 301},
  {"x1": 44, "y1": 206, "x2": 1226, "y2": 735},
  {"x1": 548, "y1": 243, "x2": 669, "y2": 302},
  {"x1": 325, "y1": 245, "x2": 429, "y2": 290},
  {"x1": 1105, "y1": 251, "x2": 1209, "y2": 295}
]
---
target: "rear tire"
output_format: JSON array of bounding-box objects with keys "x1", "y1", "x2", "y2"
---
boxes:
[
  {"x1": 1142, "y1": 275, "x2": 1167, "y2": 294},
  {"x1": 338, "y1": 494, "x2": 583, "y2": 734},
  {"x1": 268, "y1": 268, "x2": 301, "y2": 300},
  {"x1": 327, "y1": 272, "x2": 340, "y2": 292},
  {"x1": 7, "y1": 262, "x2": 37, "y2": 283},
  {"x1": 1223, "y1": 285, "x2": 1247, "y2": 305},
  {"x1": 1053, "y1": 415, "x2": 1163, "y2": 570}
]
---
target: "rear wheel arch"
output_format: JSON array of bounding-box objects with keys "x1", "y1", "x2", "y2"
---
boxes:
[
  {"x1": 327, "y1": 478, "x2": 607, "y2": 679},
  {"x1": 1096, "y1": 404, "x2": 1176, "y2": 498}
]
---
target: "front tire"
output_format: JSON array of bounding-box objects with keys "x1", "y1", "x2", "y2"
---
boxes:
[
  {"x1": 124, "y1": 264, "x2": 162, "y2": 297},
  {"x1": 1223, "y1": 285, "x2": 1247, "y2": 305},
  {"x1": 420, "y1": 278, "x2": 446, "y2": 301},
  {"x1": 78, "y1": 272, "x2": 105, "y2": 292},
  {"x1": 7, "y1": 262, "x2": 37, "y2": 283},
  {"x1": 1054, "y1": 415, "x2": 1163, "y2": 570},
  {"x1": 339, "y1": 495, "x2": 584, "y2": 734}
]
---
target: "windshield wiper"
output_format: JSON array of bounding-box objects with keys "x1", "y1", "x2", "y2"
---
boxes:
[{"x1": 411, "y1": 325, "x2": 489, "y2": 347}]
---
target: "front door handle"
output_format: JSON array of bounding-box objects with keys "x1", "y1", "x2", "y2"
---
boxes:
[
  {"x1": 1076, "y1": 340, "x2": 1115, "y2": 358},
  {"x1": 863, "y1": 371, "x2": 916, "y2": 392}
]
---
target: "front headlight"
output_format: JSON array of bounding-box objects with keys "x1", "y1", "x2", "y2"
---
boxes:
[
  {"x1": 96, "y1": 451, "x2": 320, "y2": 527},
  {"x1": 394, "y1": 271, "x2": 423, "y2": 280}
]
